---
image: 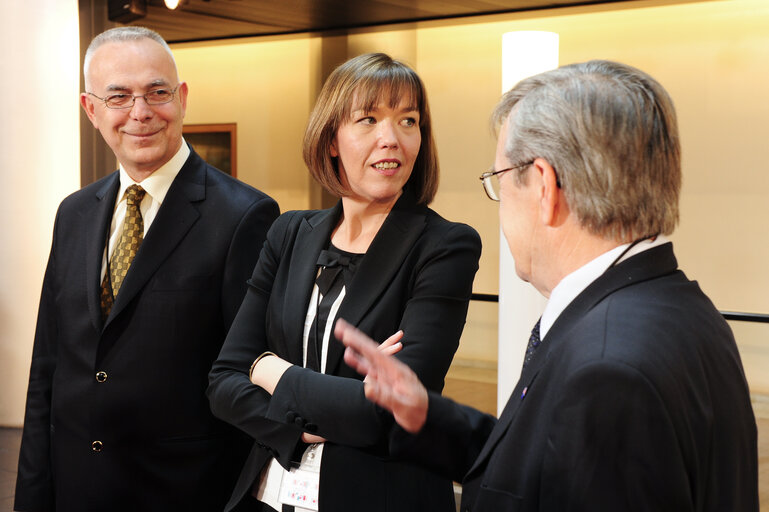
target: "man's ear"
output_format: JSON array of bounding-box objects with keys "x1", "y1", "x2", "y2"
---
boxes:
[
  {"x1": 80, "y1": 93, "x2": 98, "y2": 128},
  {"x1": 533, "y1": 157, "x2": 561, "y2": 226},
  {"x1": 177, "y1": 81, "x2": 189, "y2": 116}
]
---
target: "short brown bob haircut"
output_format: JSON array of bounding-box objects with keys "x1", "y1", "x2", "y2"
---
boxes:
[{"x1": 303, "y1": 53, "x2": 439, "y2": 205}]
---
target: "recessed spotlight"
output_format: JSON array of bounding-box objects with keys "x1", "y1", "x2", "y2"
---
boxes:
[{"x1": 164, "y1": 0, "x2": 188, "y2": 9}]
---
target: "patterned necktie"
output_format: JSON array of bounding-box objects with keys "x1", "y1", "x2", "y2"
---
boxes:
[
  {"x1": 522, "y1": 318, "x2": 542, "y2": 369},
  {"x1": 100, "y1": 185, "x2": 146, "y2": 320}
]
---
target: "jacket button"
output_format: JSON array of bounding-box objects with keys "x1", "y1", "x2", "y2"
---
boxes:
[
  {"x1": 95, "y1": 371, "x2": 108, "y2": 383},
  {"x1": 92, "y1": 440, "x2": 103, "y2": 452},
  {"x1": 285, "y1": 411, "x2": 297, "y2": 423},
  {"x1": 294, "y1": 416, "x2": 305, "y2": 427}
]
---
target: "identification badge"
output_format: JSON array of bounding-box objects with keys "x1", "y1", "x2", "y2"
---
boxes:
[
  {"x1": 278, "y1": 468, "x2": 319, "y2": 510},
  {"x1": 278, "y1": 443, "x2": 321, "y2": 511}
]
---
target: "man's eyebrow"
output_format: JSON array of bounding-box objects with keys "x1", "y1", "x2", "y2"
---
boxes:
[
  {"x1": 103, "y1": 79, "x2": 170, "y2": 92},
  {"x1": 148, "y1": 79, "x2": 171, "y2": 88}
]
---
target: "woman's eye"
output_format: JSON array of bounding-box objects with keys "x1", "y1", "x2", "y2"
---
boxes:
[
  {"x1": 401, "y1": 117, "x2": 417, "y2": 127},
  {"x1": 357, "y1": 116, "x2": 376, "y2": 125}
]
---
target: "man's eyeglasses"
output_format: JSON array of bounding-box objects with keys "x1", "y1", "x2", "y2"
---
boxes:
[
  {"x1": 87, "y1": 86, "x2": 179, "y2": 109},
  {"x1": 479, "y1": 161, "x2": 534, "y2": 201}
]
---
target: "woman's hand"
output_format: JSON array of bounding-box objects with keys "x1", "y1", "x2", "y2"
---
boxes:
[
  {"x1": 378, "y1": 329, "x2": 404, "y2": 356},
  {"x1": 301, "y1": 433, "x2": 327, "y2": 443}
]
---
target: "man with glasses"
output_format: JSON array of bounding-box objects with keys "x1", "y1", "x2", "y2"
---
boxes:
[
  {"x1": 15, "y1": 27, "x2": 279, "y2": 512},
  {"x1": 336, "y1": 60, "x2": 758, "y2": 511}
]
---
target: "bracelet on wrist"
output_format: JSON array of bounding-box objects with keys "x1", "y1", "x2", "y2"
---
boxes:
[{"x1": 249, "y1": 351, "x2": 277, "y2": 381}]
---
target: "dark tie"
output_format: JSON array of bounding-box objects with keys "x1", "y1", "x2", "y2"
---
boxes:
[
  {"x1": 305, "y1": 250, "x2": 354, "y2": 372},
  {"x1": 522, "y1": 318, "x2": 542, "y2": 369},
  {"x1": 100, "y1": 185, "x2": 146, "y2": 320}
]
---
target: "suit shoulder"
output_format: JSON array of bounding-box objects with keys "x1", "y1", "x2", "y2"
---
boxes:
[
  {"x1": 421, "y1": 207, "x2": 481, "y2": 247},
  {"x1": 267, "y1": 208, "x2": 327, "y2": 234},
  {"x1": 565, "y1": 276, "x2": 734, "y2": 374},
  {"x1": 56, "y1": 173, "x2": 117, "y2": 214},
  {"x1": 205, "y1": 166, "x2": 276, "y2": 205}
]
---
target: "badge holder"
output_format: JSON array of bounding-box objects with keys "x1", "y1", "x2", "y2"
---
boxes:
[{"x1": 278, "y1": 443, "x2": 321, "y2": 511}]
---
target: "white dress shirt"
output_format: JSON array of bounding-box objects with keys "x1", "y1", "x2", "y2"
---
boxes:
[{"x1": 100, "y1": 141, "x2": 190, "y2": 280}]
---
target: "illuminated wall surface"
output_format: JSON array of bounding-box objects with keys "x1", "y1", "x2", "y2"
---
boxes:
[
  {"x1": 0, "y1": 1, "x2": 80, "y2": 426},
  {"x1": 176, "y1": 0, "x2": 769, "y2": 396},
  {"x1": 2, "y1": 0, "x2": 768, "y2": 426}
]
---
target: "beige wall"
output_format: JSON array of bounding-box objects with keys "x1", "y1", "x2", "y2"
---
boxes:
[
  {"x1": 174, "y1": 35, "x2": 317, "y2": 212},
  {"x1": 170, "y1": 0, "x2": 769, "y2": 395},
  {"x1": 0, "y1": 1, "x2": 81, "y2": 426}
]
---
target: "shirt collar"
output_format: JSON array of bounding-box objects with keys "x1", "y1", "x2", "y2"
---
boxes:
[
  {"x1": 117, "y1": 139, "x2": 190, "y2": 205},
  {"x1": 540, "y1": 234, "x2": 670, "y2": 339}
]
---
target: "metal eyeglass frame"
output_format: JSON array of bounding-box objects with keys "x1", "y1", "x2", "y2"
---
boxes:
[{"x1": 87, "y1": 85, "x2": 179, "y2": 109}]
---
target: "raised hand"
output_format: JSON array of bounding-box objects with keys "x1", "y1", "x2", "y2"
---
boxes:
[{"x1": 335, "y1": 318, "x2": 428, "y2": 433}]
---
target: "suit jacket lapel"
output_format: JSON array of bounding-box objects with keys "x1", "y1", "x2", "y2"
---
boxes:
[
  {"x1": 465, "y1": 243, "x2": 679, "y2": 479},
  {"x1": 85, "y1": 174, "x2": 121, "y2": 333},
  {"x1": 325, "y1": 191, "x2": 426, "y2": 375},
  {"x1": 280, "y1": 204, "x2": 342, "y2": 365},
  {"x1": 103, "y1": 151, "x2": 205, "y2": 329}
]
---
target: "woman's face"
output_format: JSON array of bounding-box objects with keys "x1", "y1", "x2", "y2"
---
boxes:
[{"x1": 331, "y1": 96, "x2": 421, "y2": 206}]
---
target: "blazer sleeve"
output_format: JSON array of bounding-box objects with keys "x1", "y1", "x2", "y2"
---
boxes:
[
  {"x1": 220, "y1": 194, "x2": 280, "y2": 330},
  {"x1": 389, "y1": 391, "x2": 498, "y2": 483},
  {"x1": 264, "y1": 222, "x2": 482, "y2": 448},
  {"x1": 14, "y1": 212, "x2": 60, "y2": 512},
  {"x1": 208, "y1": 212, "x2": 307, "y2": 469}
]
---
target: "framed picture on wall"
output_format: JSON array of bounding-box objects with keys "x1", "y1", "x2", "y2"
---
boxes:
[{"x1": 183, "y1": 123, "x2": 237, "y2": 177}]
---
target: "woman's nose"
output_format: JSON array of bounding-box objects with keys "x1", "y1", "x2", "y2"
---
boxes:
[{"x1": 377, "y1": 120, "x2": 398, "y2": 148}]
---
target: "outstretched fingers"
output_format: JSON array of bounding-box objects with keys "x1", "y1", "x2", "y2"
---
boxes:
[{"x1": 335, "y1": 318, "x2": 428, "y2": 433}]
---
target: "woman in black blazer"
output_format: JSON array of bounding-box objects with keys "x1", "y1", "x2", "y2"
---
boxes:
[{"x1": 208, "y1": 53, "x2": 481, "y2": 512}]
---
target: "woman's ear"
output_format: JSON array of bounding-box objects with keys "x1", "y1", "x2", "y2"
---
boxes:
[{"x1": 330, "y1": 138, "x2": 339, "y2": 158}]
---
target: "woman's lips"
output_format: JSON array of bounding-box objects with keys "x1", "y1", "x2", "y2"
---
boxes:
[{"x1": 373, "y1": 160, "x2": 401, "y2": 176}]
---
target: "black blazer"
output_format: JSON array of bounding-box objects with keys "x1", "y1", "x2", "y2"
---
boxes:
[
  {"x1": 15, "y1": 148, "x2": 280, "y2": 512},
  {"x1": 208, "y1": 190, "x2": 482, "y2": 512},
  {"x1": 392, "y1": 243, "x2": 759, "y2": 512}
]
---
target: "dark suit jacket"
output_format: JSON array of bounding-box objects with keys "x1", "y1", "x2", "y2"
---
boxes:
[
  {"x1": 392, "y1": 243, "x2": 759, "y2": 512},
  {"x1": 15, "y1": 148, "x2": 280, "y2": 512},
  {"x1": 208, "y1": 190, "x2": 482, "y2": 512}
]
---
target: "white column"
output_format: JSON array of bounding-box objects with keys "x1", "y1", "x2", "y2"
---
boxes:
[
  {"x1": 0, "y1": 1, "x2": 80, "y2": 426},
  {"x1": 497, "y1": 32, "x2": 558, "y2": 414}
]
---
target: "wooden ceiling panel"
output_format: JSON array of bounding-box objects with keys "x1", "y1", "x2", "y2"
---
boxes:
[{"x1": 127, "y1": 0, "x2": 632, "y2": 43}]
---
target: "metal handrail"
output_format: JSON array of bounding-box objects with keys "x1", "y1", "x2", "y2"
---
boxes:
[{"x1": 471, "y1": 293, "x2": 769, "y2": 324}]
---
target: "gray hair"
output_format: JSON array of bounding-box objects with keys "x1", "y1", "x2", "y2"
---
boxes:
[
  {"x1": 84, "y1": 27, "x2": 176, "y2": 89},
  {"x1": 492, "y1": 60, "x2": 681, "y2": 241}
]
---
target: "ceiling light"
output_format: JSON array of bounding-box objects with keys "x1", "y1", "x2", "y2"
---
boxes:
[
  {"x1": 108, "y1": 0, "x2": 146, "y2": 22},
  {"x1": 164, "y1": 0, "x2": 188, "y2": 9}
]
